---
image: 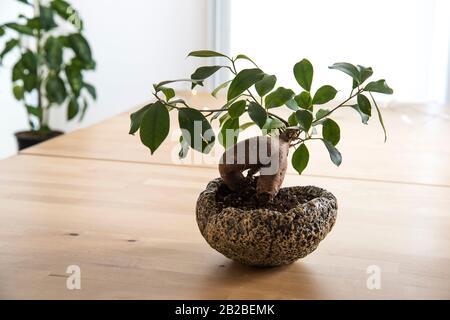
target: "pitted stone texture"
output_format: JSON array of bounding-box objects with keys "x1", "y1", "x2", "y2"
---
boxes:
[{"x1": 196, "y1": 178, "x2": 338, "y2": 267}]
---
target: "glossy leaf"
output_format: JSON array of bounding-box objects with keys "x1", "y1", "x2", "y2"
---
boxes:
[
  {"x1": 228, "y1": 100, "x2": 246, "y2": 119},
  {"x1": 353, "y1": 65, "x2": 373, "y2": 88},
  {"x1": 294, "y1": 91, "x2": 312, "y2": 109},
  {"x1": 26, "y1": 105, "x2": 42, "y2": 119},
  {"x1": 178, "y1": 108, "x2": 215, "y2": 153},
  {"x1": 292, "y1": 143, "x2": 309, "y2": 174},
  {"x1": 285, "y1": 99, "x2": 299, "y2": 111},
  {"x1": 188, "y1": 50, "x2": 228, "y2": 58},
  {"x1": 350, "y1": 104, "x2": 369, "y2": 124},
  {"x1": 67, "y1": 97, "x2": 79, "y2": 120},
  {"x1": 227, "y1": 68, "x2": 264, "y2": 101},
  {"x1": 329, "y1": 62, "x2": 361, "y2": 84},
  {"x1": 263, "y1": 117, "x2": 286, "y2": 130},
  {"x1": 83, "y1": 82, "x2": 97, "y2": 100},
  {"x1": 312, "y1": 85, "x2": 337, "y2": 105},
  {"x1": 248, "y1": 102, "x2": 267, "y2": 128},
  {"x1": 219, "y1": 117, "x2": 239, "y2": 148},
  {"x1": 68, "y1": 33, "x2": 93, "y2": 64},
  {"x1": 364, "y1": 79, "x2": 393, "y2": 94},
  {"x1": 140, "y1": 101, "x2": 170, "y2": 154},
  {"x1": 160, "y1": 87, "x2": 175, "y2": 101},
  {"x1": 288, "y1": 112, "x2": 298, "y2": 126},
  {"x1": 295, "y1": 109, "x2": 313, "y2": 132},
  {"x1": 322, "y1": 139, "x2": 342, "y2": 166},
  {"x1": 46, "y1": 75, "x2": 67, "y2": 104},
  {"x1": 129, "y1": 103, "x2": 152, "y2": 135},
  {"x1": 315, "y1": 108, "x2": 329, "y2": 121},
  {"x1": 65, "y1": 63, "x2": 83, "y2": 96},
  {"x1": 235, "y1": 54, "x2": 258, "y2": 67},
  {"x1": 322, "y1": 118, "x2": 340, "y2": 146},
  {"x1": 5, "y1": 23, "x2": 34, "y2": 35},
  {"x1": 357, "y1": 93, "x2": 371, "y2": 116},
  {"x1": 44, "y1": 36, "x2": 63, "y2": 69},
  {"x1": 255, "y1": 74, "x2": 276, "y2": 97},
  {"x1": 191, "y1": 65, "x2": 225, "y2": 80},
  {"x1": 265, "y1": 87, "x2": 294, "y2": 108},
  {"x1": 39, "y1": 5, "x2": 57, "y2": 30},
  {"x1": 293, "y1": 58, "x2": 313, "y2": 91}
]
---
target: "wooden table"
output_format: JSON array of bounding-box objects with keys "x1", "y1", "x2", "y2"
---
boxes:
[{"x1": 1, "y1": 93, "x2": 449, "y2": 299}]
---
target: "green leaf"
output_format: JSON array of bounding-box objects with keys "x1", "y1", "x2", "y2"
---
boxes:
[
  {"x1": 211, "y1": 80, "x2": 231, "y2": 98},
  {"x1": 187, "y1": 50, "x2": 229, "y2": 58},
  {"x1": 263, "y1": 117, "x2": 286, "y2": 130},
  {"x1": 26, "y1": 105, "x2": 42, "y2": 119},
  {"x1": 46, "y1": 75, "x2": 67, "y2": 104},
  {"x1": 255, "y1": 74, "x2": 276, "y2": 97},
  {"x1": 296, "y1": 110, "x2": 313, "y2": 132},
  {"x1": 364, "y1": 80, "x2": 393, "y2": 94},
  {"x1": 51, "y1": 0, "x2": 81, "y2": 29},
  {"x1": 350, "y1": 104, "x2": 369, "y2": 124},
  {"x1": 13, "y1": 85, "x2": 24, "y2": 100},
  {"x1": 357, "y1": 94, "x2": 371, "y2": 116},
  {"x1": 247, "y1": 102, "x2": 267, "y2": 128},
  {"x1": 79, "y1": 98, "x2": 88, "y2": 121},
  {"x1": 369, "y1": 92, "x2": 387, "y2": 142},
  {"x1": 68, "y1": 33, "x2": 93, "y2": 64},
  {"x1": 294, "y1": 91, "x2": 312, "y2": 110},
  {"x1": 83, "y1": 82, "x2": 96, "y2": 100},
  {"x1": 191, "y1": 65, "x2": 225, "y2": 80},
  {"x1": 160, "y1": 87, "x2": 175, "y2": 101},
  {"x1": 228, "y1": 100, "x2": 246, "y2": 118},
  {"x1": 44, "y1": 36, "x2": 63, "y2": 69},
  {"x1": 5, "y1": 23, "x2": 34, "y2": 35},
  {"x1": 129, "y1": 103, "x2": 152, "y2": 135},
  {"x1": 285, "y1": 99, "x2": 299, "y2": 111},
  {"x1": 315, "y1": 108, "x2": 329, "y2": 121},
  {"x1": 39, "y1": 5, "x2": 57, "y2": 30},
  {"x1": 23, "y1": 74, "x2": 37, "y2": 92},
  {"x1": 235, "y1": 54, "x2": 258, "y2": 67},
  {"x1": 292, "y1": 143, "x2": 309, "y2": 174},
  {"x1": 0, "y1": 39, "x2": 19, "y2": 59},
  {"x1": 322, "y1": 118, "x2": 340, "y2": 146},
  {"x1": 0, "y1": 27, "x2": 5, "y2": 37},
  {"x1": 67, "y1": 97, "x2": 79, "y2": 120},
  {"x1": 293, "y1": 58, "x2": 313, "y2": 91},
  {"x1": 178, "y1": 108, "x2": 215, "y2": 153},
  {"x1": 353, "y1": 65, "x2": 373, "y2": 88},
  {"x1": 288, "y1": 112, "x2": 298, "y2": 126},
  {"x1": 329, "y1": 62, "x2": 361, "y2": 84},
  {"x1": 239, "y1": 122, "x2": 254, "y2": 131},
  {"x1": 139, "y1": 101, "x2": 170, "y2": 154},
  {"x1": 227, "y1": 68, "x2": 264, "y2": 101},
  {"x1": 154, "y1": 79, "x2": 202, "y2": 91},
  {"x1": 219, "y1": 117, "x2": 239, "y2": 148},
  {"x1": 65, "y1": 63, "x2": 83, "y2": 96},
  {"x1": 265, "y1": 87, "x2": 294, "y2": 109},
  {"x1": 312, "y1": 85, "x2": 337, "y2": 105},
  {"x1": 322, "y1": 139, "x2": 342, "y2": 166}
]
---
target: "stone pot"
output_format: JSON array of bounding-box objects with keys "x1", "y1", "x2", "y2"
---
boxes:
[
  {"x1": 196, "y1": 178, "x2": 338, "y2": 267},
  {"x1": 15, "y1": 130, "x2": 63, "y2": 151}
]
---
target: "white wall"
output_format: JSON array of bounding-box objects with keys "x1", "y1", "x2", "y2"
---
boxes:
[{"x1": 0, "y1": 0, "x2": 209, "y2": 159}]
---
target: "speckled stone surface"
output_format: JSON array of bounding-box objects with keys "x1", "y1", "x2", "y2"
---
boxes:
[{"x1": 196, "y1": 178, "x2": 338, "y2": 267}]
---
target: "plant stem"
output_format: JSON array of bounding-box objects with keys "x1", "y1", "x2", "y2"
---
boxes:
[{"x1": 312, "y1": 88, "x2": 363, "y2": 124}]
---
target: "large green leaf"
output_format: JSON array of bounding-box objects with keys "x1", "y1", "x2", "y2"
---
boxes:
[
  {"x1": 357, "y1": 93, "x2": 371, "y2": 116},
  {"x1": 293, "y1": 58, "x2": 313, "y2": 91},
  {"x1": 322, "y1": 139, "x2": 342, "y2": 166},
  {"x1": 219, "y1": 117, "x2": 239, "y2": 148},
  {"x1": 285, "y1": 99, "x2": 299, "y2": 111},
  {"x1": 191, "y1": 65, "x2": 225, "y2": 80},
  {"x1": 39, "y1": 5, "x2": 57, "y2": 30},
  {"x1": 227, "y1": 68, "x2": 264, "y2": 101},
  {"x1": 178, "y1": 108, "x2": 215, "y2": 153},
  {"x1": 364, "y1": 80, "x2": 393, "y2": 94},
  {"x1": 68, "y1": 33, "x2": 92, "y2": 64},
  {"x1": 247, "y1": 102, "x2": 267, "y2": 128},
  {"x1": 0, "y1": 39, "x2": 19, "y2": 59},
  {"x1": 265, "y1": 87, "x2": 294, "y2": 108},
  {"x1": 65, "y1": 63, "x2": 83, "y2": 96},
  {"x1": 140, "y1": 101, "x2": 170, "y2": 154},
  {"x1": 292, "y1": 143, "x2": 309, "y2": 174},
  {"x1": 67, "y1": 97, "x2": 79, "y2": 120},
  {"x1": 294, "y1": 91, "x2": 312, "y2": 110},
  {"x1": 329, "y1": 62, "x2": 361, "y2": 84},
  {"x1": 295, "y1": 109, "x2": 313, "y2": 132},
  {"x1": 255, "y1": 74, "x2": 276, "y2": 97},
  {"x1": 322, "y1": 118, "x2": 340, "y2": 146},
  {"x1": 315, "y1": 108, "x2": 329, "y2": 121},
  {"x1": 288, "y1": 112, "x2": 298, "y2": 126},
  {"x1": 129, "y1": 103, "x2": 152, "y2": 135},
  {"x1": 44, "y1": 36, "x2": 63, "y2": 69},
  {"x1": 312, "y1": 85, "x2": 337, "y2": 105},
  {"x1": 228, "y1": 100, "x2": 246, "y2": 119},
  {"x1": 353, "y1": 65, "x2": 373, "y2": 88},
  {"x1": 5, "y1": 23, "x2": 34, "y2": 35},
  {"x1": 46, "y1": 75, "x2": 67, "y2": 104},
  {"x1": 187, "y1": 50, "x2": 228, "y2": 58}
]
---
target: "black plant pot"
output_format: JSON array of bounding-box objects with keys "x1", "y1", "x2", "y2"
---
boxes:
[{"x1": 15, "y1": 130, "x2": 64, "y2": 151}]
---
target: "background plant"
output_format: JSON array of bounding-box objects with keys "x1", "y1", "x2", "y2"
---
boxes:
[
  {"x1": 0, "y1": 0, "x2": 96, "y2": 133},
  {"x1": 130, "y1": 50, "x2": 393, "y2": 175}
]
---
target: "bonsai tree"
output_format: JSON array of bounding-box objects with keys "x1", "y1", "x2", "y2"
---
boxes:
[
  {"x1": 129, "y1": 50, "x2": 392, "y2": 201},
  {"x1": 0, "y1": 0, "x2": 96, "y2": 136}
]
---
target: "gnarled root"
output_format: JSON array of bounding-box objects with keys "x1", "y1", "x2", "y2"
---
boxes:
[{"x1": 219, "y1": 131, "x2": 294, "y2": 202}]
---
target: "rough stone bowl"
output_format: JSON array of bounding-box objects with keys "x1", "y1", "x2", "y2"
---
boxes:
[{"x1": 196, "y1": 178, "x2": 338, "y2": 267}]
